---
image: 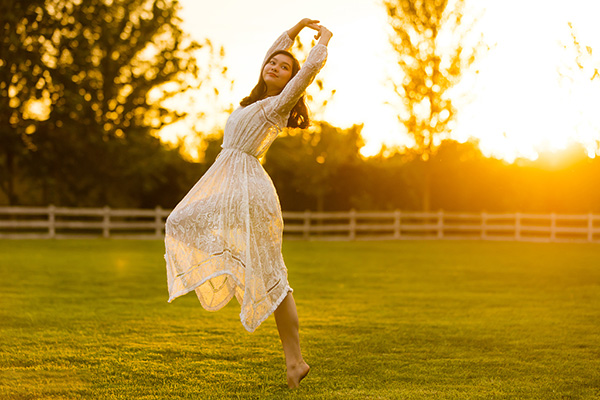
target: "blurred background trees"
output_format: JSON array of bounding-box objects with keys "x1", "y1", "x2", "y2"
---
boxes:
[
  {"x1": 1, "y1": 0, "x2": 599, "y2": 213},
  {"x1": 267, "y1": 136, "x2": 600, "y2": 214},
  {"x1": 264, "y1": 122, "x2": 363, "y2": 212}
]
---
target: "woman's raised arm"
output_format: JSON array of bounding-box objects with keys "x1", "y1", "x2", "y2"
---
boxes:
[{"x1": 272, "y1": 24, "x2": 332, "y2": 117}]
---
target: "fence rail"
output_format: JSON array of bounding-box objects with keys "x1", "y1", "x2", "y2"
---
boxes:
[{"x1": 0, "y1": 206, "x2": 599, "y2": 242}]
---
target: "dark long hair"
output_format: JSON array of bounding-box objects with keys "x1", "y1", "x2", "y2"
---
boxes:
[{"x1": 240, "y1": 50, "x2": 309, "y2": 129}]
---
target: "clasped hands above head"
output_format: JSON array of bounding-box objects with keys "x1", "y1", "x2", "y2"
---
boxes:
[{"x1": 300, "y1": 18, "x2": 333, "y2": 44}]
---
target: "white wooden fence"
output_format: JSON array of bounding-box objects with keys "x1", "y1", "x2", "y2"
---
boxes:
[{"x1": 0, "y1": 206, "x2": 599, "y2": 242}]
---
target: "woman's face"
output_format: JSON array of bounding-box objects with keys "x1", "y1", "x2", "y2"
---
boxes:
[{"x1": 262, "y1": 54, "x2": 294, "y2": 94}]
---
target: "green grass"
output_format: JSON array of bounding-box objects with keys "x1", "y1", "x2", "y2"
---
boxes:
[{"x1": 1, "y1": 240, "x2": 599, "y2": 399}]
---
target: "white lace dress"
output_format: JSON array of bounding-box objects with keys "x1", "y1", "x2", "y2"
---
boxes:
[{"x1": 164, "y1": 32, "x2": 327, "y2": 333}]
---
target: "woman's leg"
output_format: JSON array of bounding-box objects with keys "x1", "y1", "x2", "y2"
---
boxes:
[{"x1": 274, "y1": 292, "x2": 310, "y2": 388}]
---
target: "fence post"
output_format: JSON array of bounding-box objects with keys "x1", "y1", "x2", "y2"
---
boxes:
[
  {"x1": 481, "y1": 211, "x2": 487, "y2": 240},
  {"x1": 48, "y1": 204, "x2": 56, "y2": 239},
  {"x1": 515, "y1": 212, "x2": 521, "y2": 241},
  {"x1": 303, "y1": 210, "x2": 311, "y2": 240},
  {"x1": 155, "y1": 206, "x2": 163, "y2": 238},
  {"x1": 394, "y1": 209, "x2": 401, "y2": 239},
  {"x1": 550, "y1": 213, "x2": 556, "y2": 242},
  {"x1": 589, "y1": 213, "x2": 594, "y2": 242},
  {"x1": 349, "y1": 209, "x2": 356, "y2": 240},
  {"x1": 103, "y1": 206, "x2": 110, "y2": 238},
  {"x1": 437, "y1": 210, "x2": 444, "y2": 239}
]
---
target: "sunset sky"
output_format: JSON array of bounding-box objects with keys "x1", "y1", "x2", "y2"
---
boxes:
[{"x1": 171, "y1": 0, "x2": 600, "y2": 162}]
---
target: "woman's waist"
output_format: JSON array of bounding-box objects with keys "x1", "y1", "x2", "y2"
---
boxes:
[{"x1": 219, "y1": 146, "x2": 259, "y2": 158}]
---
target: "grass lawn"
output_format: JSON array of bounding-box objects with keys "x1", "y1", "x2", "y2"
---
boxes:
[{"x1": 0, "y1": 239, "x2": 599, "y2": 399}]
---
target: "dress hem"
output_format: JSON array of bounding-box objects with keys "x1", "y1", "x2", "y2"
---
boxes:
[
  {"x1": 240, "y1": 283, "x2": 293, "y2": 333},
  {"x1": 167, "y1": 256, "x2": 293, "y2": 333}
]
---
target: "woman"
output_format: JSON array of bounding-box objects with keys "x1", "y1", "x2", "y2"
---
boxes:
[{"x1": 164, "y1": 18, "x2": 332, "y2": 388}]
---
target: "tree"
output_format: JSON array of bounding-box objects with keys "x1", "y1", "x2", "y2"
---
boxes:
[
  {"x1": 0, "y1": 0, "x2": 231, "y2": 207},
  {"x1": 383, "y1": 0, "x2": 485, "y2": 210}
]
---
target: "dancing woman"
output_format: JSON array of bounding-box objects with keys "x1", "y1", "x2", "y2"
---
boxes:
[{"x1": 164, "y1": 18, "x2": 332, "y2": 388}]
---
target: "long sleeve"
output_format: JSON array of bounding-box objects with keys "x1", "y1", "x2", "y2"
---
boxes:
[
  {"x1": 261, "y1": 31, "x2": 294, "y2": 69},
  {"x1": 271, "y1": 43, "x2": 328, "y2": 117}
]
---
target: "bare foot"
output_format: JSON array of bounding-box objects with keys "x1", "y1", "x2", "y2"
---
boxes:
[{"x1": 287, "y1": 361, "x2": 310, "y2": 389}]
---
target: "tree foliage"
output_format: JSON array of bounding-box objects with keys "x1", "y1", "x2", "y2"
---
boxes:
[
  {"x1": 383, "y1": 0, "x2": 485, "y2": 210},
  {"x1": 0, "y1": 0, "x2": 218, "y2": 206}
]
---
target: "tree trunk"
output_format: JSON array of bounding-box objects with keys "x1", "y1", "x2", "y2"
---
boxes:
[
  {"x1": 422, "y1": 161, "x2": 431, "y2": 212},
  {"x1": 3, "y1": 150, "x2": 17, "y2": 205},
  {"x1": 316, "y1": 191, "x2": 325, "y2": 213}
]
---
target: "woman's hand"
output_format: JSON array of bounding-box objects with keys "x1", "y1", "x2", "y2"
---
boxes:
[
  {"x1": 288, "y1": 18, "x2": 319, "y2": 40},
  {"x1": 309, "y1": 24, "x2": 333, "y2": 46},
  {"x1": 300, "y1": 18, "x2": 320, "y2": 27}
]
